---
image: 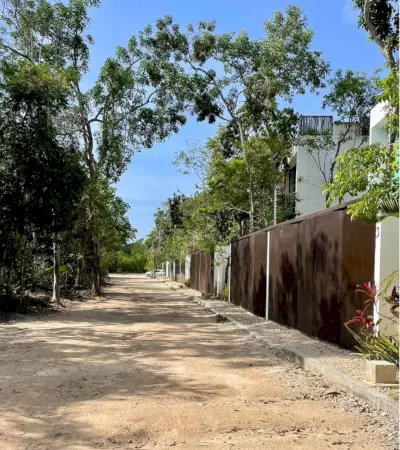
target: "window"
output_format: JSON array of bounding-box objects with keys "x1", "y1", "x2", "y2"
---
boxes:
[{"x1": 288, "y1": 166, "x2": 296, "y2": 194}]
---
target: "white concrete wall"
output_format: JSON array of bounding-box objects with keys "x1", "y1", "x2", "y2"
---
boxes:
[
  {"x1": 370, "y1": 102, "x2": 387, "y2": 144},
  {"x1": 185, "y1": 254, "x2": 191, "y2": 281},
  {"x1": 370, "y1": 102, "x2": 399, "y2": 335},
  {"x1": 213, "y1": 245, "x2": 231, "y2": 297},
  {"x1": 165, "y1": 261, "x2": 170, "y2": 278},
  {"x1": 374, "y1": 218, "x2": 399, "y2": 336},
  {"x1": 295, "y1": 123, "x2": 365, "y2": 216}
]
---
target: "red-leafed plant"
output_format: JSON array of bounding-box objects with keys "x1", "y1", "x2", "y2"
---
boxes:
[{"x1": 345, "y1": 272, "x2": 399, "y2": 368}]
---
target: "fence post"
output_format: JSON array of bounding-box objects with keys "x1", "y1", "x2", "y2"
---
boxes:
[
  {"x1": 265, "y1": 231, "x2": 270, "y2": 320},
  {"x1": 228, "y1": 243, "x2": 232, "y2": 303}
]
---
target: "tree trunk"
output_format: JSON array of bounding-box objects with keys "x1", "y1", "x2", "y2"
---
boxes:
[
  {"x1": 92, "y1": 236, "x2": 101, "y2": 295},
  {"x1": 0, "y1": 248, "x2": 7, "y2": 291},
  {"x1": 18, "y1": 241, "x2": 27, "y2": 296},
  {"x1": 52, "y1": 232, "x2": 60, "y2": 304},
  {"x1": 363, "y1": 0, "x2": 396, "y2": 71},
  {"x1": 249, "y1": 191, "x2": 254, "y2": 231},
  {"x1": 153, "y1": 245, "x2": 157, "y2": 278},
  {"x1": 237, "y1": 122, "x2": 255, "y2": 231}
]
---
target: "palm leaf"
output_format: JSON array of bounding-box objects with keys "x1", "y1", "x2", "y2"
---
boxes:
[{"x1": 378, "y1": 196, "x2": 399, "y2": 220}]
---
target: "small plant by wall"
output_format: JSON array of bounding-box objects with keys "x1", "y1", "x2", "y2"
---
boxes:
[{"x1": 345, "y1": 272, "x2": 399, "y2": 368}]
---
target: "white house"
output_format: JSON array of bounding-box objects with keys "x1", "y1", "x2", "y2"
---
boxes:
[{"x1": 285, "y1": 115, "x2": 366, "y2": 216}]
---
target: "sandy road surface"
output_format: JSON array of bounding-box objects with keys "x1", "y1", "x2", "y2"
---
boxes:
[{"x1": 0, "y1": 274, "x2": 397, "y2": 449}]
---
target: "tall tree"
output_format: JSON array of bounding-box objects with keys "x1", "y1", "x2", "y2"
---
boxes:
[
  {"x1": 0, "y1": 0, "x2": 187, "y2": 293},
  {"x1": 144, "y1": 6, "x2": 329, "y2": 230},
  {"x1": 0, "y1": 60, "x2": 85, "y2": 302}
]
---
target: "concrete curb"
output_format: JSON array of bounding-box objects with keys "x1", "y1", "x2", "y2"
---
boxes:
[{"x1": 191, "y1": 296, "x2": 399, "y2": 419}]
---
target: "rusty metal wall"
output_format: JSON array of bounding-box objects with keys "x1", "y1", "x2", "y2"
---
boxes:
[
  {"x1": 340, "y1": 213, "x2": 375, "y2": 347},
  {"x1": 189, "y1": 251, "x2": 213, "y2": 294},
  {"x1": 230, "y1": 232, "x2": 268, "y2": 317},
  {"x1": 267, "y1": 206, "x2": 375, "y2": 348}
]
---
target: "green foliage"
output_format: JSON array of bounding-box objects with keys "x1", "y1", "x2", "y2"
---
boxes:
[
  {"x1": 301, "y1": 70, "x2": 379, "y2": 207},
  {"x1": 0, "y1": 1, "x2": 191, "y2": 296},
  {"x1": 346, "y1": 326, "x2": 399, "y2": 367},
  {"x1": 351, "y1": 0, "x2": 398, "y2": 70},
  {"x1": 377, "y1": 70, "x2": 399, "y2": 136},
  {"x1": 345, "y1": 275, "x2": 399, "y2": 367},
  {"x1": 206, "y1": 134, "x2": 295, "y2": 233},
  {"x1": 107, "y1": 240, "x2": 150, "y2": 273},
  {"x1": 0, "y1": 58, "x2": 86, "y2": 297},
  {"x1": 144, "y1": 6, "x2": 328, "y2": 233},
  {"x1": 325, "y1": 143, "x2": 399, "y2": 222},
  {"x1": 146, "y1": 6, "x2": 329, "y2": 133},
  {"x1": 215, "y1": 314, "x2": 229, "y2": 323},
  {"x1": 323, "y1": 69, "x2": 379, "y2": 125}
]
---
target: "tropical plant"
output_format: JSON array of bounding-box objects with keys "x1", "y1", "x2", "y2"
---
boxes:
[
  {"x1": 325, "y1": 142, "x2": 400, "y2": 222},
  {"x1": 345, "y1": 275, "x2": 399, "y2": 367}
]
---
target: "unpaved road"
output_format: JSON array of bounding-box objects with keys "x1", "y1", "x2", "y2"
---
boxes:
[{"x1": 0, "y1": 274, "x2": 398, "y2": 449}]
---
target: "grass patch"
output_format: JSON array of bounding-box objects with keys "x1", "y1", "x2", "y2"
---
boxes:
[
  {"x1": 388, "y1": 389, "x2": 399, "y2": 401},
  {"x1": 215, "y1": 314, "x2": 229, "y2": 323}
]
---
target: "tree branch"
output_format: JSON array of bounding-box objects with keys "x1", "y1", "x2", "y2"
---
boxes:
[
  {"x1": 0, "y1": 42, "x2": 33, "y2": 63},
  {"x1": 364, "y1": 0, "x2": 396, "y2": 70},
  {"x1": 88, "y1": 107, "x2": 104, "y2": 124}
]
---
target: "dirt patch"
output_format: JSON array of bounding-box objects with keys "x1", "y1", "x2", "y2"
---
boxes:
[{"x1": 0, "y1": 274, "x2": 397, "y2": 449}]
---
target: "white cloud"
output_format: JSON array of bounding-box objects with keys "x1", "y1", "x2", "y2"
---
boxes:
[{"x1": 343, "y1": 0, "x2": 358, "y2": 24}]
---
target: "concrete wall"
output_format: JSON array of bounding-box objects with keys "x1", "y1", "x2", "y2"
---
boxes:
[
  {"x1": 374, "y1": 218, "x2": 399, "y2": 336},
  {"x1": 370, "y1": 103, "x2": 399, "y2": 335},
  {"x1": 185, "y1": 255, "x2": 191, "y2": 281},
  {"x1": 292, "y1": 123, "x2": 365, "y2": 216},
  {"x1": 213, "y1": 245, "x2": 231, "y2": 298}
]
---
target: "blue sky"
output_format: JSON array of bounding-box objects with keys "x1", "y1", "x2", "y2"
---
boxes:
[{"x1": 85, "y1": 0, "x2": 384, "y2": 239}]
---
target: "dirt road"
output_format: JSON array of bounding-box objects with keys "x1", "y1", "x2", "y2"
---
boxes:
[{"x1": 0, "y1": 274, "x2": 397, "y2": 449}]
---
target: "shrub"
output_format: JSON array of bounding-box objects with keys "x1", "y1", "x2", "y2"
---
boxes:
[
  {"x1": 345, "y1": 274, "x2": 399, "y2": 368},
  {"x1": 216, "y1": 314, "x2": 229, "y2": 323}
]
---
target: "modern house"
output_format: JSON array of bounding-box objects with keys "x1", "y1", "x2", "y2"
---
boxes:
[{"x1": 285, "y1": 115, "x2": 367, "y2": 216}]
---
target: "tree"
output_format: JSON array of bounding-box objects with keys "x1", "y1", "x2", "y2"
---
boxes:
[
  {"x1": 174, "y1": 141, "x2": 211, "y2": 189},
  {"x1": 326, "y1": 1, "x2": 399, "y2": 223},
  {"x1": 0, "y1": 0, "x2": 188, "y2": 294},
  {"x1": 155, "y1": 126, "x2": 298, "y2": 259},
  {"x1": 301, "y1": 69, "x2": 379, "y2": 205},
  {"x1": 206, "y1": 133, "x2": 295, "y2": 233},
  {"x1": 145, "y1": 6, "x2": 329, "y2": 230},
  {"x1": 325, "y1": 142, "x2": 399, "y2": 222},
  {"x1": 352, "y1": 0, "x2": 398, "y2": 70},
  {"x1": 0, "y1": 60, "x2": 85, "y2": 303}
]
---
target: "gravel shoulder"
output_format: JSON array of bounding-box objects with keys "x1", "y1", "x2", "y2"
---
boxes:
[
  {"x1": 174, "y1": 284, "x2": 399, "y2": 402},
  {"x1": 0, "y1": 274, "x2": 398, "y2": 449}
]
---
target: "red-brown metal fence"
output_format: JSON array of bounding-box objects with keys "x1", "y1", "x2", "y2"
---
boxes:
[
  {"x1": 230, "y1": 204, "x2": 375, "y2": 348},
  {"x1": 190, "y1": 251, "x2": 213, "y2": 294},
  {"x1": 230, "y1": 231, "x2": 268, "y2": 317},
  {"x1": 267, "y1": 206, "x2": 375, "y2": 347}
]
